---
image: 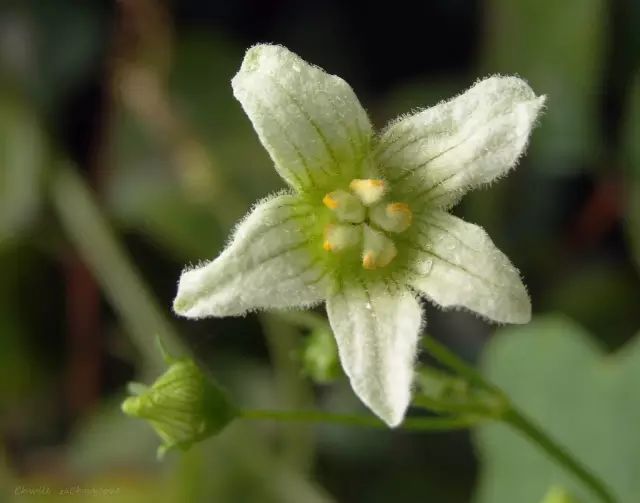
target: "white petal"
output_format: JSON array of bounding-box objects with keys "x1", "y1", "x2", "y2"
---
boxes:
[
  {"x1": 232, "y1": 44, "x2": 373, "y2": 191},
  {"x1": 376, "y1": 76, "x2": 545, "y2": 209},
  {"x1": 326, "y1": 281, "x2": 422, "y2": 426},
  {"x1": 407, "y1": 210, "x2": 530, "y2": 323},
  {"x1": 173, "y1": 194, "x2": 330, "y2": 318}
]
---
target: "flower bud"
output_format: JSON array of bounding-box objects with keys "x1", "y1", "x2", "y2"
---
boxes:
[
  {"x1": 414, "y1": 365, "x2": 507, "y2": 417},
  {"x1": 122, "y1": 357, "x2": 236, "y2": 458},
  {"x1": 301, "y1": 327, "x2": 341, "y2": 383}
]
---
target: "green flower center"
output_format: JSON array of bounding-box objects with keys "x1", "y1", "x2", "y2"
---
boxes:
[{"x1": 321, "y1": 179, "x2": 412, "y2": 269}]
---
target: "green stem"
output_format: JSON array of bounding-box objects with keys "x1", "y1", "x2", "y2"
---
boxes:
[
  {"x1": 421, "y1": 336, "x2": 499, "y2": 394},
  {"x1": 503, "y1": 407, "x2": 616, "y2": 503},
  {"x1": 241, "y1": 409, "x2": 482, "y2": 431},
  {"x1": 260, "y1": 313, "x2": 316, "y2": 472},
  {"x1": 422, "y1": 336, "x2": 617, "y2": 503},
  {"x1": 50, "y1": 165, "x2": 186, "y2": 375}
]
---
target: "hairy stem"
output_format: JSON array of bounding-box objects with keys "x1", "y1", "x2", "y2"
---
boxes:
[
  {"x1": 241, "y1": 409, "x2": 482, "y2": 431},
  {"x1": 422, "y1": 336, "x2": 617, "y2": 503}
]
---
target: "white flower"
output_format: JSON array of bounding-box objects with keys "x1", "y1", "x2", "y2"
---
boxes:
[{"x1": 173, "y1": 44, "x2": 545, "y2": 427}]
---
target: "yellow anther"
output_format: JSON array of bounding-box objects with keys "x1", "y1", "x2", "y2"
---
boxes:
[
  {"x1": 369, "y1": 201, "x2": 413, "y2": 233},
  {"x1": 362, "y1": 252, "x2": 377, "y2": 270},
  {"x1": 321, "y1": 190, "x2": 365, "y2": 223},
  {"x1": 362, "y1": 224, "x2": 397, "y2": 269},
  {"x1": 388, "y1": 202, "x2": 411, "y2": 215},
  {"x1": 376, "y1": 244, "x2": 397, "y2": 268},
  {"x1": 322, "y1": 223, "x2": 361, "y2": 253},
  {"x1": 322, "y1": 194, "x2": 339, "y2": 209},
  {"x1": 349, "y1": 179, "x2": 386, "y2": 206}
]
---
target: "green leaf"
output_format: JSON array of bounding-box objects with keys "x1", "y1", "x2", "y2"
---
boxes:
[
  {"x1": 628, "y1": 183, "x2": 640, "y2": 273},
  {"x1": 481, "y1": 0, "x2": 607, "y2": 171},
  {"x1": 474, "y1": 315, "x2": 640, "y2": 503},
  {"x1": 0, "y1": 93, "x2": 46, "y2": 247},
  {"x1": 622, "y1": 74, "x2": 640, "y2": 178},
  {"x1": 623, "y1": 74, "x2": 640, "y2": 271}
]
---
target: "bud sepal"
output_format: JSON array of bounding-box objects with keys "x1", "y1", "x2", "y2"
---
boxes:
[{"x1": 122, "y1": 352, "x2": 236, "y2": 458}]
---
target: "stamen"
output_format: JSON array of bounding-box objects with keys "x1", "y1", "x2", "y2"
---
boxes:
[
  {"x1": 363, "y1": 252, "x2": 377, "y2": 270},
  {"x1": 322, "y1": 190, "x2": 365, "y2": 223},
  {"x1": 323, "y1": 223, "x2": 361, "y2": 253},
  {"x1": 369, "y1": 201, "x2": 413, "y2": 233},
  {"x1": 349, "y1": 179, "x2": 386, "y2": 206},
  {"x1": 362, "y1": 224, "x2": 397, "y2": 269},
  {"x1": 322, "y1": 194, "x2": 338, "y2": 209}
]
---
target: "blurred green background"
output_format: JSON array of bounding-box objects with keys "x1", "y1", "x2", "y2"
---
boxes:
[{"x1": 1, "y1": 0, "x2": 639, "y2": 502}]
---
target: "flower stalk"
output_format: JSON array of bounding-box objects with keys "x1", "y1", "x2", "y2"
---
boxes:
[
  {"x1": 418, "y1": 336, "x2": 616, "y2": 503},
  {"x1": 240, "y1": 408, "x2": 482, "y2": 432}
]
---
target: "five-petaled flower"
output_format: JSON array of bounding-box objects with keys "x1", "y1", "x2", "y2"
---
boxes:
[{"x1": 173, "y1": 44, "x2": 545, "y2": 426}]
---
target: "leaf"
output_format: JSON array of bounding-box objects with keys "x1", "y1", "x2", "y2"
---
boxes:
[
  {"x1": 623, "y1": 74, "x2": 640, "y2": 271},
  {"x1": 623, "y1": 74, "x2": 640, "y2": 178},
  {"x1": 0, "y1": 93, "x2": 46, "y2": 248},
  {"x1": 481, "y1": 0, "x2": 607, "y2": 171},
  {"x1": 474, "y1": 315, "x2": 640, "y2": 503}
]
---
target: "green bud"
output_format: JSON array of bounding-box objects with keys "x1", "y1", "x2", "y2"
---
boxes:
[
  {"x1": 301, "y1": 328, "x2": 341, "y2": 384},
  {"x1": 539, "y1": 486, "x2": 582, "y2": 503},
  {"x1": 414, "y1": 366, "x2": 507, "y2": 417},
  {"x1": 122, "y1": 357, "x2": 236, "y2": 458}
]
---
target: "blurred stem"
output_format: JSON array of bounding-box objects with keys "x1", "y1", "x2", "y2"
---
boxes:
[
  {"x1": 50, "y1": 165, "x2": 186, "y2": 375},
  {"x1": 503, "y1": 407, "x2": 616, "y2": 503},
  {"x1": 260, "y1": 313, "x2": 315, "y2": 473},
  {"x1": 421, "y1": 336, "x2": 500, "y2": 394},
  {"x1": 241, "y1": 409, "x2": 481, "y2": 431},
  {"x1": 64, "y1": 258, "x2": 101, "y2": 415},
  {"x1": 422, "y1": 336, "x2": 617, "y2": 503}
]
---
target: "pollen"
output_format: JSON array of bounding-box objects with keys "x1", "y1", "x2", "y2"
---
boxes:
[
  {"x1": 322, "y1": 193, "x2": 339, "y2": 209},
  {"x1": 387, "y1": 202, "x2": 412, "y2": 230},
  {"x1": 322, "y1": 181, "x2": 410, "y2": 269},
  {"x1": 362, "y1": 224, "x2": 397, "y2": 269},
  {"x1": 362, "y1": 252, "x2": 376, "y2": 270},
  {"x1": 322, "y1": 189, "x2": 365, "y2": 223},
  {"x1": 388, "y1": 202, "x2": 411, "y2": 215},
  {"x1": 349, "y1": 179, "x2": 386, "y2": 206}
]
